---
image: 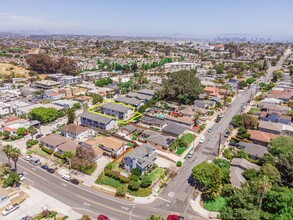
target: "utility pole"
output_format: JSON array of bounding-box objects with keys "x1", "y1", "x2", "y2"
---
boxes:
[{"x1": 218, "y1": 133, "x2": 222, "y2": 156}]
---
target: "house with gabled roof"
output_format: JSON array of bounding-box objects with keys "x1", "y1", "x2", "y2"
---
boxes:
[{"x1": 80, "y1": 111, "x2": 118, "y2": 130}]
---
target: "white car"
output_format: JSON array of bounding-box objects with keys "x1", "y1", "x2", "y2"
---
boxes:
[
  {"x1": 23, "y1": 155, "x2": 31, "y2": 161},
  {"x1": 199, "y1": 136, "x2": 205, "y2": 143},
  {"x1": 188, "y1": 150, "x2": 194, "y2": 158},
  {"x1": 62, "y1": 174, "x2": 71, "y2": 181},
  {"x1": 2, "y1": 203, "x2": 20, "y2": 216},
  {"x1": 19, "y1": 173, "x2": 25, "y2": 181}
]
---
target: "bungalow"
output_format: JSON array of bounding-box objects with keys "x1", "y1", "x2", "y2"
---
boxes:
[
  {"x1": 230, "y1": 158, "x2": 260, "y2": 188},
  {"x1": 40, "y1": 134, "x2": 78, "y2": 155},
  {"x1": 257, "y1": 103, "x2": 290, "y2": 114},
  {"x1": 161, "y1": 123, "x2": 187, "y2": 137},
  {"x1": 146, "y1": 134, "x2": 175, "y2": 151},
  {"x1": 193, "y1": 100, "x2": 215, "y2": 109},
  {"x1": 165, "y1": 115, "x2": 194, "y2": 128},
  {"x1": 259, "y1": 111, "x2": 291, "y2": 125},
  {"x1": 238, "y1": 142, "x2": 269, "y2": 159},
  {"x1": 260, "y1": 98, "x2": 283, "y2": 105},
  {"x1": 137, "y1": 89, "x2": 155, "y2": 97},
  {"x1": 123, "y1": 144, "x2": 157, "y2": 174},
  {"x1": 115, "y1": 96, "x2": 145, "y2": 110},
  {"x1": 99, "y1": 102, "x2": 133, "y2": 121},
  {"x1": 73, "y1": 95, "x2": 93, "y2": 104},
  {"x1": 248, "y1": 129, "x2": 277, "y2": 146},
  {"x1": 43, "y1": 92, "x2": 65, "y2": 101},
  {"x1": 95, "y1": 136, "x2": 128, "y2": 158},
  {"x1": 139, "y1": 115, "x2": 166, "y2": 128},
  {"x1": 258, "y1": 121, "x2": 282, "y2": 135},
  {"x1": 119, "y1": 124, "x2": 137, "y2": 136},
  {"x1": 267, "y1": 90, "x2": 291, "y2": 101},
  {"x1": 60, "y1": 124, "x2": 95, "y2": 141},
  {"x1": 126, "y1": 92, "x2": 153, "y2": 101},
  {"x1": 1, "y1": 118, "x2": 31, "y2": 135},
  {"x1": 80, "y1": 111, "x2": 118, "y2": 130}
]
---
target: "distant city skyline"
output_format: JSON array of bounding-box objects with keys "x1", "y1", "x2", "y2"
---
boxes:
[{"x1": 0, "y1": 0, "x2": 292, "y2": 40}]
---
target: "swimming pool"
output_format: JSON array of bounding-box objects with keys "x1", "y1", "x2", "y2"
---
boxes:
[{"x1": 155, "y1": 113, "x2": 167, "y2": 119}]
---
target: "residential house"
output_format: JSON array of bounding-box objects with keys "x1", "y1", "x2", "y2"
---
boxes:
[
  {"x1": 248, "y1": 130, "x2": 277, "y2": 146},
  {"x1": 123, "y1": 144, "x2": 157, "y2": 174},
  {"x1": 60, "y1": 124, "x2": 94, "y2": 141},
  {"x1": 40, "y1": 134, "x2": 78, "y2": 155},
  {"x1": 146, "y1": 134, "x2": 175, "y2": 151},
  {"x1": 80, "y1": 111, "x2": 118, "y2": 130},
  {"x1": 165, "y1": 115, "x2": 194, "y2": 128},
  {"x1": 115, "y1": 96, "x2": 145, "y2": 110},
  {"x1": 282, "y1": 124, "x2": 293, "y2": 136},
  {"x1": 51, "y1": 100, "x2": 79, "y2": 109},
  {"x1": 238, "y1": 142, "x2": 269, "y2": 159},
  {"x1": 34, "y1": 80, "x2": 61, "y2": 89},
  {"x1": 257, "y1": 103, "x2": 290, "y2": 114},
  {"x1": 1, "y1": 117, "x2": 31, "y2": 135},
  {"x1": 139, "y1": 115, "x2": 166, "y2": 128},
  {"x1": 62, "y1": 76, "x2": 81, "y2": 85},
  {"x1": 99, "y1": 102, "x2": 133, "y2": 121},
  {"x1": 43, "y1": 91, "x2": 65, "y2": 101},
  {"x1": 95, "y1": 136, "x2": 129, "y2": 158},
  {"x1": 193, "y1": 100, "x2": 215, "y2": 109},
  {"x1": 73, "y1": 95, "x2": 93, "y2": 104},
  {"x1": 119, "y1": 124, "x2": 137, "y2": 136},
  {"x1": 260, "y1": 98, "x2": 283, "y2": 105},
  {"x1": 230, "y1": 158, "x2": 260, "y2": 188},
  {"x1": 259, "y1": 111, "x2": 291, "y2": 125},
  {"x1": 267, "y1": 90, "x2": 291, "y2": 102},
  {"x1": 0, "y1": 102, "x2": 11, "y2": 116},
  {"x1": 137, "y1": 89, "x2": 155, "y2": 97},
  {"x1": 161, "y1": 123, "x2": 187, "y2": 137},
  {"x1": 258, "y1": 121, "x2": 282, "y2": 135},
  {"x1": 126, "y1": 92, "x2": 153, "y2": 101}
]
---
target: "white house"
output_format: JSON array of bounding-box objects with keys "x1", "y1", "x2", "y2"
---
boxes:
[{"x1": 60, "y1": 124, "x2": 95, "y2": 141}]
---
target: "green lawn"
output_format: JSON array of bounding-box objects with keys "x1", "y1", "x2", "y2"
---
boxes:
[
  {"x1": 248, "y1": 107, "x2": 261, "y2": 114},
  {"x1": 34, "y1": 148, "x2": 50, "y2": 157},
  {"x1": 148, "y1": 167, "x2": 166, "y2": 182},
  {"x1": 182, "y1": 133, "x2": 195, "y2": 144},
  {"x1": 176, "y1": 147, "x2": 188, "y2": 155},
  {"x1": 127, "y1": 188, "x2": 152, "y2": 197},
  {"x1": 95, "y1": 174, "x2": 125, "y2": 188},
  {"x1": 203, "y1": 196, "x2": 226, "y2": 212}
]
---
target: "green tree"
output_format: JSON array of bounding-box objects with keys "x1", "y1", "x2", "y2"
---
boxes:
[
  {"x1": 10, "y1": 147, "x2": 21, "y2": 170},
  {"x1": 2, "y1": 171, "x2": 20, "y2": 188},
  {"x1": 269, "y1": 135, "x2": 293, "y2": 155},
  {"x1": 242, "y1": 113, "x2": 258, "y2": 129},
  {"x1": 238, "y1": 80, "x2": 248, "y2": 89},
  {"x1": 27, "y1": 126, "x2": 37, "y2": 139},
  {"x1": 29, "y1": 107, "x2": 58, "y2": 123},
  {"x1": 192, "y1": 162, "x2": 223, "y2": 199},
  {"x1": 128, "y1": 180, "x2": 140, "y2": 191},
  {"x1": 2, "y1": 144, "x2": 13, "y2": 166},
  {"x1": 3, "y1": 131, "x2": 10, "y2": 139},
  {"x1": 141, "y1": 175, "x2": 152, "y2": 188},
  {"x1": 147, "y1": 215, "x2": 165, "y2": 220},
  {"x1": 257, "y1": 176, "x2": 272, "y2": 215},
  {"x1": 259, "y1": 163, "x2": 281, "y2": 185},
  {"x1": 246, "y1": 78, "x2": 256, "y2": 86},
  {"x1": 242, "y1": 169, "x2": 259, "y2": 181},
  {"x1": 64, "y1": 151, "x2": 74, "y2": 170},
  {"x1": 237, "y1": 126, "x2": 250, "y2": 139},
  {"x1": 95, "y1": 77, "x2": 113, "y2": 87},
  {"x1": 232, "y1": 114, "x2": 244, "y2": 127},
  {"x1": 116, "y1": 186, "x2": 126, "y2": 197},
  {"x1": 277, "y1": 151, "x2": 293, "y2": 187},
  {"x1": 92, "y1": 94, "x2": 103, "y2": 105},
  {"x1": 73, "y1": 102, "x2": 81, "y2": 110},
  {"x1": 159, "y1": 69, "x2": 201, "y2": 104},
  {"x1": 132, "y1": 168, "x2": 141, "y2": 176},
  {"x1": 16, "y1": 127, "x2": 26, "y2": 137},
  {"x1": 67, "y1": 108, "x2": 76, "y2": 125}
]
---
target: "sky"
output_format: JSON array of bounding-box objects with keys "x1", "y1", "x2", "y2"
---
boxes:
[{"x1": 0, "y1": 0, "x2": 293, "y2": 39}]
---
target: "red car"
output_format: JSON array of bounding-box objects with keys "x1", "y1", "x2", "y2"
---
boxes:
[
  {"x1": 97, "y1": 215, "x2": 110, "y2": 220},
  {"x1": 167, "y1": 214, "x2": 184, "y2": 220}
]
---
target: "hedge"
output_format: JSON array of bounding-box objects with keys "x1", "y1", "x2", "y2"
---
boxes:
[
  {"x1": 104, "y1": 168, "x2": 130, "y2": 183},
  {"x1": 40, "y1": 144, "x2": 53, "y2": 154}
]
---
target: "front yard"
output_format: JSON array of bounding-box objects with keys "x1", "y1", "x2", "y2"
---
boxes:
[{"x1": 171, "y1": 133, "x2": 196, "y2": 155}]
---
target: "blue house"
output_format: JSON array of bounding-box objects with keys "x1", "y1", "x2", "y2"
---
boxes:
[
  {"x1": 123, "y1": 144, "x2": 157, "y2": 175},
  {"x1": 259, "y1": 111, "x2": 291, "y2": 125}
]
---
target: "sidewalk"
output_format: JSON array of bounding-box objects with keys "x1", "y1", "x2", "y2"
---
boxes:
[
  {"x1": 190, "y1": 192, "x2": 219, "y2": 220},
  {"x1": 4, "y1": 186, "x2": 82, "y2": 220}
]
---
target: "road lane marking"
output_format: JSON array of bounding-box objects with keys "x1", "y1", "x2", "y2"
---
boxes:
[
  {"x1": 76, "y1": 195, "x2": 139, "y2": 217},
  {"x1": 168, "y1": 192, "x2": 175, "y2": 198},
  {"x1": 157, "y1": 197, "x2": 171, "y2": 203}
]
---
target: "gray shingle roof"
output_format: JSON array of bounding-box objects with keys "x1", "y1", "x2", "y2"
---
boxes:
[
  {"x1": 121, "y1": 124, "x2": 137, "y2": 133},
  {"x1": 126, "y1": 144, "x2": 157, "y2": 169},
  {"x1": 258, "y1": 121, "x2": 283, "y2": 132},
  {"x1": 126, "y1": 92, "x2": 152, "y2": 101},
  {"x1": 238, "y1": 142, "x2": 269, "y2": 157},
  {"x1": 162, "y1": 123, "x2": 187, "y2": 137},
  {"x1": 80, "y1": 111, "x2": 115, "y2": 124},
  {"x1": 231, "y1": 158, "x2": 260, "y2": 171},
  {"x1": 100, "y1": 102, "x2": 131, "y2": 113},
  {"x1": 115, "y1": 96, "x2": 143, "y2": 106},
  {"x1": 146, "y1": 134, "x2": 175, "y2": 148},
  {"x1": 140, "y1": 115, "x2": 166, "y2": 127},
  {"x1": 137, "y1": 89, "x2": 155, "y2": 96}
]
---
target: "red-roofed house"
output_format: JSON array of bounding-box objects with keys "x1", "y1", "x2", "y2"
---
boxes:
[{"x1": 248, "y1": 129, "x2": 276, "y2": 146}]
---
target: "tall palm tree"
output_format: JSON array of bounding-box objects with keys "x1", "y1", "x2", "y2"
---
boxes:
[
  {"x1": 2, "y1": 144, "x2": 13, "y2": 166},
  {"x1": 257, "y1": 176, "x2": 272, "y2": 214},
  {"x1": 10, "y1": 147, "x2": 21, "y2": 170}
]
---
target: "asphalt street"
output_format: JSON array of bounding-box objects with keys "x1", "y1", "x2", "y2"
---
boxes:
[{"x1": 0, "y1": 48, "x2": 290, "y2": 220}]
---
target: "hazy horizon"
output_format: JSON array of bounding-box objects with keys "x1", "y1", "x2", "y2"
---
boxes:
[{"x1": 1, "y1": 0, "x2": 292, "y2": 40}]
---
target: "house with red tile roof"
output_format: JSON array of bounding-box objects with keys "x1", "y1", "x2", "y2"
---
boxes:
[{"x1": 248, "y1": 129, "x2": 276, "y2": 146}]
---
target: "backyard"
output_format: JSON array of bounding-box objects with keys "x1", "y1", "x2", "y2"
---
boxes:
[{"x1": 172, "y1": 133, "x2": 195, "y2": 155}]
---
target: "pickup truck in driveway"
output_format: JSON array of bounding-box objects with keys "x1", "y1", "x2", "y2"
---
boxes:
[{"x1": 2, "y1": 203, "x2": 20, "y2": 216}]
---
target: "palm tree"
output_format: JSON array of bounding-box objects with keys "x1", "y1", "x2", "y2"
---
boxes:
[
  {"x1": 257, "y1": 176, "x2": 272, "y2": 214},
  {"x1": 10, "y1": 147, "x2": 21, "y2": 170},
  {"x1": 2, "y1": 144, "x2": 13, "y2": 166}
]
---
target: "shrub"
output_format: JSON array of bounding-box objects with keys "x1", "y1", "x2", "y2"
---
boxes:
[
  {"x1": 104, "y1": 169, "x2": 130, "y2": 183},
  {"x1": 26, "y1": 139, "x2": 38, "y2": 148},
  {"x1": 223, "y1": 149, "x2": 233, "y2": 160},
  {"x1": 130, "y1": 174, "x2": 139, "y2": 182},
  {"x1": 176, "y1": 161, "x2": 182, "y2": 167},
  {"x1": 116, "y1": 186, "x2": 126, "y2": 197},
  {"x1": 2, "y1": 172, "x2": 20, "y2": 188},
  {"x1": 128, "y1": 180, "x2": 140, "y2": 191},
  {"x1": 105, "y1": 163, "x2": 113, "y2": 170},
  {"x1": 140, "y1": 175, "x2": 152, "y2": 188},
  {"x1": 40, "y1": 144, "x2": 53, "y2": 154},
  {"x1": 132, "y1": 168, "x2": 141, "y2": 176},
  {"x1": 242, "y1": 168, "x2": 258, "y2": 181}
]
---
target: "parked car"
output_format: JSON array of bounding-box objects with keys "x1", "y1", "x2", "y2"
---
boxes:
[
  {"x1": 167, "y1": 215, "x2": 184, "y2": 220},
  {"x1": 199, "y1": 136, "x2": 205, "y2": 144},
  {"x1": 23, "y1": 155, "x2": 31, "y2": 161},
  {"x1": 62, "y1": 174, "x2": 71, "y2": 181},
  {"x1": 219, "y1": 113, "x2": 224, "y2": 118},
  {"x1": 215, "y1": 117, "x2": 221, "y2": 123},
  {"x1": 70, "y1": 178, "x2": 80, "y2": 185},
  {"x1": 19, "y1": 173, "x2": 25, "y2": 181},
  {"x1": 20, "y1": 216, "x2": 33, "y2": 220},
  {"x1": 47, "y1": 168, "x2": 55, "y2": 174},
  {"x1": 224, "y1": 131, "x2": 231, "y2": 138},
  {"x1": 35, "y1": 134, "x2": 43, "y2": 139},
  {"x1": 188, "y1": 150, "x2": 194, "y2": 158},
  {"x1": 229, "y1": 141, "x2": 239, "y2": 147},
  {"x1": 2, "y1": 203, "x2": 20, "y2": 216},
  {"x1": 41, "y1": 165, "x2": 49, "y2": 170},
  {"x1": 29, "y1": 157, "x2": 40, "y2": 166},
  {"x1": 208, "y1": 128, "x2": 213, "y2": 133},
  {"x1": 98, "y1": 215, "x2": 110, "y2": 220}
]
